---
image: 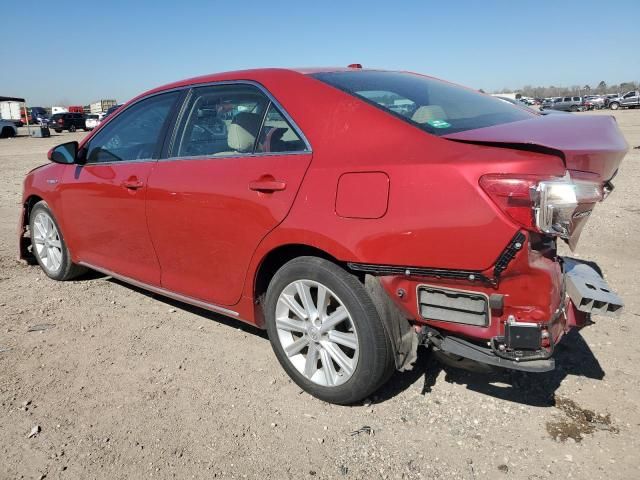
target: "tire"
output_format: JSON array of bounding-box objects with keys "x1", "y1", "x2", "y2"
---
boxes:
[
  {"x1": 69, "y1": 125, "x2": 76, "y2": 132},
  {"x1": 264, "y1": 256, "x2": 395, "y2": 405},
  {"x1": 1, "y1": 126, "x2": 15, "y2": 138},
  {"x1": 610, "y1": 102, "x2": 620, "y2": 110},
  {"x1": 570, "y1": 105, "x2": 578, "y2": 112},
  {"x1": 54, "y1": 129, "x2": 62, "y2": 133},
  {"x1": 29, "y1": 201, "x2": 87, "y2": 281}
]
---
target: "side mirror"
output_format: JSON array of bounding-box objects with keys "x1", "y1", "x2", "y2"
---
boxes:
[{"x1": 48, "y1": 141, "x2": 78, "y2": 164}]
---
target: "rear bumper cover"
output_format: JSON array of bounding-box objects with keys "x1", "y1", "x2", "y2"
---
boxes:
[{"x1": 418, "y1": 257, "x2": 622, "y2": 372}]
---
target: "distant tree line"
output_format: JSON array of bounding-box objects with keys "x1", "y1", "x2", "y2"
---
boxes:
[{"x1": 491, "y1": 80, "x2": 640, "y2": 98}]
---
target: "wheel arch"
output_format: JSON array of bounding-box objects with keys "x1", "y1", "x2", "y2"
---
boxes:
[
  {"x1": 253, "y1": 244, "x2": 352, "y2": 307},
  {"x1": 19, "y1": 194, "x2": 44, "y2": 261}
]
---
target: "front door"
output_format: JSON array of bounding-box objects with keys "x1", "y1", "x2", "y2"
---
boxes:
[
  {"x1": 60, "y1": 91, "x2": 179, "y2": 285},
  {"x1": 621, "y1": 91, "x2": 638, "y2": 107},
  {"x1": 146, "y1": 84, "x2": 312, "y2": 305}
]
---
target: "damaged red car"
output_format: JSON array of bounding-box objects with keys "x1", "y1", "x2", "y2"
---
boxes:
[{"x1": 19, "y1": 67, "x2": 627, "y2": 404}]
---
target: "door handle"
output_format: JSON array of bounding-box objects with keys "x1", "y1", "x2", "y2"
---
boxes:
[
  {"x1": 248, "y1": 179, "x2": 286, "y2": 192},
  {"x1": 122, "y1": 178, "x2": 144, "y2": 190}
]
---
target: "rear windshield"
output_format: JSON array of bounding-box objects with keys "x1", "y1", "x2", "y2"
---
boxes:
[{"x1": 311, "y1": 71, "x2": 536, "y2": 136}]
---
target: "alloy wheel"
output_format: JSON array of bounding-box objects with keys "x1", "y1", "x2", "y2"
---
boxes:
[
  {"x1": 275, "y1": 279, "x2": 359, "y2": 387},
  {"x1": 32, "y1": 212, "x2": 63, "y2": 273}
]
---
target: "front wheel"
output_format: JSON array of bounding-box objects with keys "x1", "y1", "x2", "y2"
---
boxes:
[
  {"x1": 29, "y1": 201, "x2": 87, "y2": 281},
  {"x1": 69, "y1": 125, "x2": 76, "y2": 132},
  {"x1": 610, "y1": 102, "x2": 620, "y2": 110},
  {"x1": 264, "y1": 257, "x2": 395, "y2": 405}
]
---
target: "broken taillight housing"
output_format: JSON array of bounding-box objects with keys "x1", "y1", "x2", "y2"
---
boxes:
[{"x1": 480, "y1": 173, "x2": 604, "y2": 240}]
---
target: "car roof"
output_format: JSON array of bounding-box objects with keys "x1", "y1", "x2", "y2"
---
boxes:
[{"x1": 129, "y1": 67, "x2": 391, "y2": 104}]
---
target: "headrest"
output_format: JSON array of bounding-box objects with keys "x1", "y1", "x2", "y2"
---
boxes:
[
  {"x1": 411, "y1": 105, "x2": 447, "y2": 124},
  {"x1": 228, "y1": 112, "x2": 261, "y2": 152}
]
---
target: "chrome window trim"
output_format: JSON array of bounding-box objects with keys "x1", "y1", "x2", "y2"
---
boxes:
[{"x1": 164, "y1": 80, "x2": 312, "y2": 161}]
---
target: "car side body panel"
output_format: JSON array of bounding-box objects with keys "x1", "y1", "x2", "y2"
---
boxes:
[{"x1": 145, "y1": 152, "x2": 312, "y2": 306}]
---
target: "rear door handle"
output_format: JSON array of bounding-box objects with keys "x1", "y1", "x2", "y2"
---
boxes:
[
  {"x1": 122, "y1": 178, "x2": 144, "y2": 190},
  {"x1": 248, "y1": 179, "x2": 286, "y2": 192}
]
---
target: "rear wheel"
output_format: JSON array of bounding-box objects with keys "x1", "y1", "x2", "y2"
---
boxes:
[
  {"x1": 29, "y1": 201, "x2": 87, "y2": 281},
  {"x1": 610, "y1": 102, "x2": 620, "y2": 110},
  {"x1": 570, "y1": 105, "x2": 578, "y2": 112},
  {"x1": 264, "y1": 257, "x2": 395, "y2": 405}
]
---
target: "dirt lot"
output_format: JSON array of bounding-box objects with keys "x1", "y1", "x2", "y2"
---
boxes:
[{"x1": 1, "y1": 110, "x2": 639, "y2": 480}]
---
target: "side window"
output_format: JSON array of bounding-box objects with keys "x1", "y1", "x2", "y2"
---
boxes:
[
  {"x1": 172, "y1": 84, "x2": 269, "y2": 158},
  {"x1": 573, "y1": 97, "x2": 580, "y2": 102},
  {"x1": 563, "y1": 97, "x2": 571, "y2": 102},
  {"x1": 623, "y1": 92, "x2": 634, "y2": 98},
  {"x1": 86, "y1": 92, "x2": 178, "y2": 163},
  {"x1": 255, "y1": 104, "x2": 307, "y2": 153}
]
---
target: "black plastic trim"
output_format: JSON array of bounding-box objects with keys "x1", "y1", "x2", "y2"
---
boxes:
[{"x1": 348, "y1": 231, "x2": 526, "y2": 286}]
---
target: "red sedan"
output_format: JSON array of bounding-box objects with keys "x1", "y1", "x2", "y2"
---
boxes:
[{"x1": 19, "y1": 67, "x2": 627, "y2": 404}]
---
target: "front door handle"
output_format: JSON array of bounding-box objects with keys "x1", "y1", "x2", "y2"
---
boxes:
[
  {"x1": 122, "y1": 177, "x2": 144, "y2": 190},
  {"x1": 249, "y1": 178, "x2": 286, "y2": 192}
]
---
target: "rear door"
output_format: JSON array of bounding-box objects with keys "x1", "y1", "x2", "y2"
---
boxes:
[
  {"x1": 146, "y1": 83, "x2": 312, "y2": 306},
  {"x1": 60, "y1": 91, "x2": 180, "y2": 285}
]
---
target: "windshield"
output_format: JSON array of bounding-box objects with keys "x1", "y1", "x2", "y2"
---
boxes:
[{"x1": 311, "y1": 71, "x2": 536, "y2": 136}]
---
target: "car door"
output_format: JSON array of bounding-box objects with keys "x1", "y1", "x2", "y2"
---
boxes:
[
  {"x1": 146, "y1": 83, "x2": 312, "y2": 306},
  {"x1": 59, "y1": 91, "x2": 180, "y2": 285},
  {"x1": 621, "y1": 91, "x2": 638, "y2": 106}
]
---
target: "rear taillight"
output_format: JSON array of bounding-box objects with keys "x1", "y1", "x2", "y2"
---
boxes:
[
  {"x1": 480, "y1": 173, "x2": 604, "y2": 239},
  {"x1": 479, "y1": 175, "x2": 540, "y2": 230}
]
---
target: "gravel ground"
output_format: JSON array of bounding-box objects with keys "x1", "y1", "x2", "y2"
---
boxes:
[{"x1": 1, "y1": 110, "x2": 639, "y2": 479}]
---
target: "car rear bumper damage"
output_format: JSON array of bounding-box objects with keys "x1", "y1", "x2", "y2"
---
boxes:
[{"x1": 361, "y1": 233, "x2": 623, "y2": 373}]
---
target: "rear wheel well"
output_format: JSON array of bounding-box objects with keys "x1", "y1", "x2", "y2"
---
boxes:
[{"x1": 254, "y1": 244, "x2": 356, "y2": 305}]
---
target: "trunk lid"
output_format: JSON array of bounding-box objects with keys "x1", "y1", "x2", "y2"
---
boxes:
[{"x1": 444, "y1": 114, "x2": 628, "y2": 181}]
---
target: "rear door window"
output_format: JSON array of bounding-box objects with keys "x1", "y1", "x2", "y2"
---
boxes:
[
  {"x1": 255, "y1": 104, "x2": 307, "y2": 153},
  {"x1": 171, "y1": 84, "x2": 308, "y2": 158},
  {"x1": 312, "y1": 71, "x2": 535, "y2": 136}
]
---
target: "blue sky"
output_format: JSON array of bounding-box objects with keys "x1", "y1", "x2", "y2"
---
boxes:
[{"x1": 2, "y1": 0, "x2": 638, "y2": 106}]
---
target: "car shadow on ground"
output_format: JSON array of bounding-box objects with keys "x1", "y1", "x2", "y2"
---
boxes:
[
  {"x1": 99, "y1": 274, "x2": 602, "y2": 406},
  {"x1": 376, "y1": 329, "x2": 604, "y2": 407},
  {"x1": 106, "y1": 276, "x2": 268, "y2": 339}
]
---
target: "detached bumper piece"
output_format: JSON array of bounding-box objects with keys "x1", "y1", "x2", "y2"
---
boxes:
[
  {"x1": 421, "y1": 327, "x2": 555, "y2": 373},
  {"x1": 563, "y1": 258, "x2": 624, "y2": 316}
]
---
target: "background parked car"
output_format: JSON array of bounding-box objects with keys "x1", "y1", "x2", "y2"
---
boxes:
[
  {"x1": 85, "y1": 114, "x2": 100, "y2": 130},
  {"x1": 0, "y1": 118, "x2": 18, "y2": 138},
  {"x1": 30, "y1": 107, "x2": 49, "y2": 125},
  {"x1": 608, "y1": 91, "x2": 640, "y2": 110},
  {"x1": 603, "y1": 94, "x2": 621, "y2": 108},
  {"x1": 50, "y1": 113, "x2": 87, "y2": 133},
  {"x1": 550, "y1": 96, "x2": 584, "y2": 112},
  {"x1": 584, "y1": 95, "x2": 605, "y2": 110},
  {"x1": 102, "y1": 104, "x2": 123, "y2": 120}
]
